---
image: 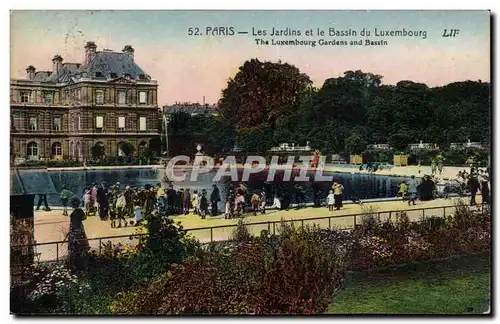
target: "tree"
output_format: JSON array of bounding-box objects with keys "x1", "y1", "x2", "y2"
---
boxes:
[
  {"x1": 148, "y1": 137, "x2": 161, "y2": 157},
  {"x1": 388, "y1": 133, "x2": 412, "y2": 153},
  {"x1": 119, "y1": 142, "x2": 134, "y2": 157},
  {"x1": 345, "y1": 134, "x2": 367, "y2": 155},
  {"x1": 236, "y1": 125, "x2": 274, "y2": 154},
  {"x1": 218, "y1": 58, "x2": 313, "y2": 129},
  {"x1": 312, "y1": 70, "x2": 382, "y2": 125}
]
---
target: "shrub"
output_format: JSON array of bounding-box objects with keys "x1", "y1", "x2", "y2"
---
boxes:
[
  {"x1": 14, "y1": 200, "x2": 491, "y2": 315},
  {"x1": 111, "y1": 223, "x2": 348, "y2": 314},
  {"x1": 127, "y1": 211, "x2": 202, "y2": 284},
  {"x1": 231, "y1": 219, "x2": 252, "y2": 243}
]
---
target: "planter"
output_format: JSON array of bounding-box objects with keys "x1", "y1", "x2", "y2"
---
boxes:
[
  {"x1": 350, "y1": 154, "x2": 363, "y2": 165},
  {"x1": 393, "y1": 154, "x2": 408, "y2": 167}
]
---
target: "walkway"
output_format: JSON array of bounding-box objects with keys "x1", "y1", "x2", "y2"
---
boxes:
[{"x1": 31, "y1": 196, "x2": 482, "y2": 262}]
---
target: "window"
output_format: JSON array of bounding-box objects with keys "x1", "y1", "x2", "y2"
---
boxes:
[
  {"x1": 27, "y1": 142, "x2": 38, "y2": 158},
  {"x1": 29, "y1": 117, "x2": 37, "y2": 131},
  {"x1": 78, "y1": 115, "x2": 81, "y2": 130},
  {"x1": 20, "y1": 91, "x2": 30, "y2": 103},
  {"x1": 52, "y1": 142, "x2": 62, "y2": 156},
  {"x1": 118, "y1": 116, "x2": 125, "y2": 129},
  {"x1": 95, "y1": 71, "x2": 104, "y2": 78},
  {"x1": 44, "y1": 92, "x2": 53, "y2": 104},
  {"x1": 76, "y1": 89, "x2": 81, "y2": 101},
  {"x1": 118, "y1": 91, "x2": 126, "y2": 105},
  {"x1": 110, "y1": 73, "x2": 117, "y2": 78},
  {"x1": 139, "y1": 117, "x2": 146, "y2": 131},
  {"x1": 53, "y1": 116, "x2": 61, "y2": 131},
  {"x1": 139, "y1": 91, "x2": 146, "y2": 104},
  {"x1": 95, "y1": 90, "x2": 104, "y2": 104},
  {"x1": 96, "y1": 116, "x2": 104, "y2": 129},
  {"x1": 138, "y1": 74, "x2": 146, "y2": 80}
]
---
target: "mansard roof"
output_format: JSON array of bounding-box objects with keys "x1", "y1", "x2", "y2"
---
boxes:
[{"x1": 42, "y1": 51, "x2": 152, "y2": 84}]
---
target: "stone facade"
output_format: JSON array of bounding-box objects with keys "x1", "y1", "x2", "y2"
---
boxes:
[{"x1": 11, "y1": 42, "x2": 160, "y2": 163}]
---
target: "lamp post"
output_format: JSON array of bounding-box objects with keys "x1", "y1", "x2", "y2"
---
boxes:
[{"x1": 163, "y1": 113, "x2": 172, "y2": 157}]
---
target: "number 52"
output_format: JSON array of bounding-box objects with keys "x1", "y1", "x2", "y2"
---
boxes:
[{"x1": 188, "y1": 28, "x2": 201, "y2": 36}]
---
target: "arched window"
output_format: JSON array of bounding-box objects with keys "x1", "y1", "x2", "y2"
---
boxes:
[
  {"x1": 75, "y1": 142, "x2": 81, "y2": 158},
  {"x1": 117, "y1": 142, "x2": 126, "y2": 157},
  {"x1": 52, "y1": 142, "x2": 62, "y2": 156},
  {"x1": 117, "y1": 142, "x2": 133, "y2": 157},
  {"x1": 27, "y1": 142, "x2": 38, "y2": 159},
  {"x1": 138, "y1": 141, "x2": 147, "y2": 153},
  {"x1": 91, "y1": 142, "x2": 105, "y2": 160}
]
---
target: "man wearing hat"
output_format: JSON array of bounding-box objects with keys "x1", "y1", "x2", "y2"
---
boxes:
[
  {"x1": 210, "y1": 184, "x2": 221, "y2": 216},
  {"x1": 124, "y1": 185, "x2": 134, "y2": 217}
]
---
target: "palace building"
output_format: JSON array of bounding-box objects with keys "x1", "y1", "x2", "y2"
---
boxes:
[{"x1": 10, "y1": 41, "x2": 160, "y2": 164}]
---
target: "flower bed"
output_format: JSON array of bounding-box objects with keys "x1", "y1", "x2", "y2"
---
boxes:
[
  {"x1": 110, "y1": 201, "x2": 490, "y2": 314},
  {"x1": 11, "y1": 201, "x2": 491, "y2": 315}
]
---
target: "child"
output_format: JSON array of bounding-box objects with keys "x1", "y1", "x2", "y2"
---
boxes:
[
  {"x1": 115, "y1": 193, "x2": 127, "y2": 228},
  {"x1": 327, "y1": 190, "x2": 335, "y2": 212},
  {"x1": 60, "y1": 185, "x2": 74, "y2": 216},
  {"x1": 200, "y1": 189, "x2": 208, "y2": 219},
  {"x1": 109, "y1": 209, "x2": 116, "y2": 228},
  {"x1": 272, "y1": 195, "x2": 281, "y2": 210},
  {"x1": 397, "y1": 181, "x2": 408, "y2": 201},
  {"x1": 260, "y1": 191, "x2": 266, "y2": 214},
  {"x1": 224, "y1": 197, "x2": 231, "y2": 219},
  {"x1": 197, "y1": 190, "x2": 202, "y2": 215},
  {"x1": 191, "y1": 190, "x2": 199, "y2": 215},
  {"x1": 133, "y1": 205, "x2": 143, "y2": 226},
  {"x1": 251, "y1": 192, "x2": 260, "y2": 216},
  {"x1": 83, "y1": 190, "x2": 92, "y2": 216}
]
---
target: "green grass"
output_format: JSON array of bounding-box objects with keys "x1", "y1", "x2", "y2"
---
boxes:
[{"x1": 328, "y1": 252, "x2": 491, "y2": 314}]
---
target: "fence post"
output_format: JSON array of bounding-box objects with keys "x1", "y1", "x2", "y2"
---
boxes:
[
  {"x1": 99, "y1": 238, "x2": 102, "y2": 254},
  {"x1": 389, "y1": 211, "x2": 392, "y2": 221},
  {"x1": 354, "y1": 215, "x2": 357, "y2": 228},
  {"x1": 422, "y1": 208, "x2": 425, "y2": 220},
  {"x1": 56, "y1": 243, "x2": 59, "y2": 262},
  {"x1": 210, "y1": 228, "x2": 213, "y2": 243},
  {"x1": 268, "y1": 222, "x2": 270, "y2": 233},
  {"x1": 328, "y1": 217, "x2": 331, "y2": 229},
  {"x1": 273, "y1": 222, "x2": 276, "y2": 235},
  {"x1": 301, "y1": 219, "x2": 304, "y2": 229},
  {"x1": 443, "y1": 207, "x2": 446, "y2": 218},
  {"x1": 377, "y1": 212, "x2": 381, "y2": 222}
]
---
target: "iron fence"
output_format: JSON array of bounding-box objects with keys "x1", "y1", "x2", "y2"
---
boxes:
[{"x1": 12, "y1": 203, "x2": 488, "y2": 263}]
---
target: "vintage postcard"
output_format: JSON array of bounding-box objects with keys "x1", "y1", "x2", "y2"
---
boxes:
[{"x1": 10, "y1": 10, "x2": 491, "y2": 315}]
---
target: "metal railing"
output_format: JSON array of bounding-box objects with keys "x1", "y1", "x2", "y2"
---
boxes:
[{"x1": 12, "y1": 203, "x2": 488, "y2": 263}]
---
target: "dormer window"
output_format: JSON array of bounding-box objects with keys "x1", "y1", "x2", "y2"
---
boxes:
[
  {"x1": 20, "y1": 91, "x2": 31, "y2": 103},
  {"x1": 95, "y1": 90, "x2": 104, "y2": 104},
  {"x1": 110, "y1": 73, "x2": 117, "y2": 78},
  {"x1": 138, "y1": 74, "x2": 146, "y2": 80},
  {"x1": 43, "y1": 92, "x2": 53, "y2": 104},
  {"x1": 95, "y1": 71, "x2": 104, "y2": 78},
  {"x1": 124, "y1": 73, "x2": 131, "y2": 79}
]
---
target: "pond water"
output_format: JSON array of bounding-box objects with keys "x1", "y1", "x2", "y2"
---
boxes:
[{"x1": 42, "y1": 167, "x2": 408, "y2": 207}]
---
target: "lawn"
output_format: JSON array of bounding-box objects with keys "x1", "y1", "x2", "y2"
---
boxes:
[{"x1": 328, "y1": 252, "x2": 491, "y2": 314}]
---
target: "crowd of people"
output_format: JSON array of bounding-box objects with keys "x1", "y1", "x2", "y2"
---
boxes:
[
  {"x1": 396, "y1": 165, "x2": 490, "y2": 207},
  {"x1": 55, "y1": 179, "x2": 351, "y2": 228},
  {"x1": 54, "y1": 161, "x2": 490, "y2": 231}
]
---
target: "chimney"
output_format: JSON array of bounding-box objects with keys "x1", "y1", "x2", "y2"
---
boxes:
[
  {"x1": 122, "y1": 45, "x2": 135, "y2": 62},
  {"x1": 52, "y1": 55, "x2": 63, "y2": 73},
  {"x1": 26, "y1": 65, "x2": 36, "y2": 80},
  {"x1": 84, "y1": 41, "x2": 97, "y2": 65}
]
